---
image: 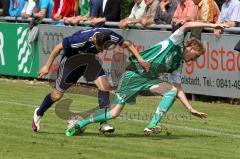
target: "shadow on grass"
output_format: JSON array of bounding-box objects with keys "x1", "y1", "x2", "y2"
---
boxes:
[
  {"x1": 37, "y1": 130, "x2": 217, "y2": 140},
  {"x1": 72, "y1": 132, "x2": 217, "y2": 140},
  {"x1": 38, "y1": 131, "x2": 65, "y2": 135}
]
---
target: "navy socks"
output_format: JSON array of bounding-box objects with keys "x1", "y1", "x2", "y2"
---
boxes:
[
  {"x1": 37, "y1": 93, "x2": 54, "y2": 116},
  {"x1": 98, "y1": 90, "x2": 110, "y2": 109},
  {"x1": 36, "y1": 90, "x2": 109, "y2": 117}
]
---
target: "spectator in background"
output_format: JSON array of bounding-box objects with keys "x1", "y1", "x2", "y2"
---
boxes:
[
  {"x1": 9, "y1": 0, "x2": 25, "y2": 17},
  {"x1": 123, "y1": 0, "x2": 159, "y2": 27},
  {"x1": 70, "y1": 0, "x2": 103, "y2": 25},
  {"x1": 0, "y1": 0, "x2": 10, "y2": 16},
  {"x1": 78, "y1": 0, "x2": 90, "y2": 16},
  {"x1": 65, "y1": 0, "x2": 90, "y2": 25},
  {"x1": 0, "y1": 1, "x2": 3, "y2": 16},
  {"x1": 171, "y1": 0, "x2": 197, "y2": 31},
  {"x1": 193, "y1": 0, "x2": 219, "y2": 23},
  {"x1": 90, "y1": 0, "x2": 121, "y2": 27},
  {"x1": 154, "y1": 0, "x2": 180, "y2": 24},
  {"x1": 33, "y1": 0, "x2": 53, "y2": 19},
  {"x1": 51, "y1": 0, "x2": 75, "y2": 21},
  {"x1": 0, "y1": 1, "x2": 3, "y2": 15},
  {"x1": 64, "y1": 0, "x2": 109, "y2": 26},
  {"x1": 191, "y1": 0, "x2": 220, "y2": 39},
  {"x1": 89, "y1": 0, "x2": 102, "y2": 18},
  {"x1": 118, "y1": 0, "x2": 146, "y2": 29},
  {"x1": 214, "y1": 0, "x2": 240, "y2": 37},
  {"x1": 21, "y1": 0, "x2": 35, "y2": 19},
  {"x1": 127, "y1": 0, "x2": 146, "y2": 20}
]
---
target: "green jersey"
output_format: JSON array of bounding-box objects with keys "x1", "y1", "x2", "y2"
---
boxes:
[
  {"x1": 128, "y1": 29, "x2": 185, "y2": 83},
  {"x1": 113, "y1": 29, "x2": 186, "y2": 105}
]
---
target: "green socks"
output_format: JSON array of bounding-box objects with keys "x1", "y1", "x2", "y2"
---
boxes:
[
  {"x1": 147, "y1": 90, "x2": 177, "y2": 128},
  {"x1": 76, "y1": 108, "x2": 111, "y2": 127}
]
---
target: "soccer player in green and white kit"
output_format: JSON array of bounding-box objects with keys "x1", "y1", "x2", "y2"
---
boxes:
[{"x1": 65, "y1": 21, "x2": 227, "y2": 136}]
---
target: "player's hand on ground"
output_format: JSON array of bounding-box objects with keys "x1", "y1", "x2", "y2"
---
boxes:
[
  {"x1": 38, "y1": 65, "x2": 50, "y2": 78},
  {"x1": 139, "y1": 59, "x2": 150, "y2": 72},
  {"x1": 190, "y1": 109, "x2": 207, "y2": 119}
]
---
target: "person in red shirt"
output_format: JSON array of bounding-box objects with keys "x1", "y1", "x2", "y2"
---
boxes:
[{"x1": 52, "y1": 0, "x2": 75, "y2": 21}]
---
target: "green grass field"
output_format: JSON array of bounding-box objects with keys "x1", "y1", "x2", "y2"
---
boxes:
[{"x1": 0, "y1": 79, "x2": 240, "y2": 159}]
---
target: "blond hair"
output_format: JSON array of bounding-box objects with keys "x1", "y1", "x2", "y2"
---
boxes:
[{"x1": 184, "y1": 37, "x2": 206, "y2": 55}]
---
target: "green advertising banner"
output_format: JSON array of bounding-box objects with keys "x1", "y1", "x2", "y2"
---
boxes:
[{"x1": 0, "y1": 23, "x2": 38, "y2": 78}]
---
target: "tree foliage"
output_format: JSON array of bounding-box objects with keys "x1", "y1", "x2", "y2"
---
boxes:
[{"x1": 121, "y1": 0, "x2": 135, "y2": 19}]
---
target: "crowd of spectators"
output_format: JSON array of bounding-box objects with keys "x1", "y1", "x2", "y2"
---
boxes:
[{"x1": 0, "y1": 0, "x2": 239, "y2": 34}]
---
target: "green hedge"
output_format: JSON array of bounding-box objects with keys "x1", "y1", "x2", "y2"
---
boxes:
[{"x1": 121, "y1": 0, "x2": 135, "y2": 19}]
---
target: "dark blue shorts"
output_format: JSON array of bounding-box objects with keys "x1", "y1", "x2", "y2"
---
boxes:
[{"x1": 55, "y1": 54, "x2": 106, "y2": 93}]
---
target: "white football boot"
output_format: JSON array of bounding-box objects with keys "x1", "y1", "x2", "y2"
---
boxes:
[{"x1": 32, "y1": 108, "x2": 42, "y2": 132}]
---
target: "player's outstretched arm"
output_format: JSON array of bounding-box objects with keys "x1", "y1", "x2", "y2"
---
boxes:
[
  {"x1": 121, "y1": 40, "x2": 150, "y2": 72},
  {"x1": 38, "y1": 43, "x2": 63, "y2": 78},
  {"x1": 179, "y1": 21, "x2": 228, "y2": 33},
  {"x1": 174, "y1": 84, "x2": 207, "y2": 119}
]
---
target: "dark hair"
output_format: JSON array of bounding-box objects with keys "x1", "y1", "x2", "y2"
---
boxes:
[{"x1": 95, "y1": 32, "x2": 111, "y2": 49}]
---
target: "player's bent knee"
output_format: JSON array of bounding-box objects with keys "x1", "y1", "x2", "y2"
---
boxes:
[
  {"x1": 99, "y1": 85, "x2": 109, "y2": 91},
  {"x1": 150, "y1": 82, "x2": 176, "y2": 95},
  {"x1": 110, "y1": 105, "x2": 124, "y2": 118},
  {"x1": 163, "y1": 83, "x2": 177, "y2": 93},
  {"x1": 98, "y1": 84, "x2": 112, "y2": 92},
  {"x1": 110, "y1": 110, "x2": 121, "y2": 119},
  {"x1": 171, "y1": 86, "x2": 177, "y2": 92},
  {"x1": 51, "y1": 92, "x2": 63, "y2": 101}
]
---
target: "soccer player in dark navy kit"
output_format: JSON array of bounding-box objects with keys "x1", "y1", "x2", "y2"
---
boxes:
[{"x1": 32, "y1": 27, "x2": 150, "y2": 133}]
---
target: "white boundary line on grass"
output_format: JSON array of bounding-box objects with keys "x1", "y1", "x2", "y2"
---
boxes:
[
  {"x1": 0, "y1": 100, "x2": 34, "y2": 107},
  {"x1": 1, "y1": 100, "x2": 240, "y2": 139},
  {"x1": 129, "y1": 118, "x2": 240, "y2": 139}
]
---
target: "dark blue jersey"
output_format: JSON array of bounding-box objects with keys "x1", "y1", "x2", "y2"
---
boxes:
[{"x1": 62, "y1": 28, "x2": 124, "y2": 57}]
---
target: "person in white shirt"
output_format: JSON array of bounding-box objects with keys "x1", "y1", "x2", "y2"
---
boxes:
[
  {"x1": 21, "y1": 0, "x2": 36, "y2": 19},
  {"x1": 214, "y1": 0, "x2": 240, "y2": 37},
  {"x1": 119, "y1": 0, "x2": 146, "y2": 29}
]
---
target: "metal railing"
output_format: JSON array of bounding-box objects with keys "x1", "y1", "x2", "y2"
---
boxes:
[{"x1": 0, "y1": 16, "x2": 240, "y2": 33}]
